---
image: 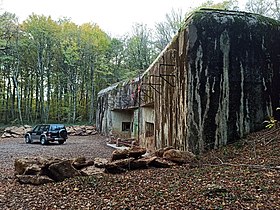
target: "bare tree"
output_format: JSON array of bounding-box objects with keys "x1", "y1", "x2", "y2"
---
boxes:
[
  {"x1": 245, "y1": 0, "x2": 274, "y2": 16},
  {"x1": 154, "y1": 8, "x2": 184, "y2": 52},
  {"x1": 272, "y1": 0, "x2": 280, "y2": 19}
]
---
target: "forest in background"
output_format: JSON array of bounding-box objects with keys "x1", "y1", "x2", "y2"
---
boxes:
[{"x1": 0, "y1": 0, "x2": 279, "y2": 125}]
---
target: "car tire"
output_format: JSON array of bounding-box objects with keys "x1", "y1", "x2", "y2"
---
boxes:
[
  {"x1": 58, "y1": 140, "x2": 65, "y2": 145},
  {"x1": 25, "y1": 135, "x2": 32, "y2": 144},
  {"x1": 59, "y1": 129, "x2": 67, "y2": 138},
  {"x1": 40, "y1": 136, "x2": 48, "y2": 145}
]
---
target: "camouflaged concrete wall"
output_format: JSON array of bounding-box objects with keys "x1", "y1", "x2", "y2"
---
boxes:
[
  {"x1": 141, "y1": 9, "x2": 280, "y2": 153},
  {"x1": 97, "y1": 9, "x2": 280, "y2": 154},
  {"x1": 96, "y1": 78, "x2": 140, "y2": 136}
]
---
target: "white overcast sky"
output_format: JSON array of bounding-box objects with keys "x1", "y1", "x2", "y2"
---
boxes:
[{"x1": 1, "y1": 0, "x2": 246, "y2": 36}]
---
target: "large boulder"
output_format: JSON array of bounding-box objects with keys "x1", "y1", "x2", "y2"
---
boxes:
[
  {"x1": 48, "y1": 160, "x2": 81, "y2": 182},
  {"x1": 14, "y1": 157, "x2": 62, "y2": 175},
  {"x1": 10, "y1": 126, "x2": 25, "y2": 135},
  {"x1": 15, "y1": 157, "x2": 83, "y2": 184},
  {"x1": 16, "y1": 175, "x2": 54, "y2": 185},
  {"x1": 111, "y1": 146, "x2": 146, "y2": 161},
  {"x1": 14, "y1": 146, "x2": 192, "y2": 185}
]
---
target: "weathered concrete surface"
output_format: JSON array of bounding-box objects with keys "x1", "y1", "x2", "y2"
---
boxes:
[
  {"x1": 96, "y1": 78, "x2": 141, "y2": 138},
  {"x1": 96, "y1": 9, "x2": 280, "y2": 154}
]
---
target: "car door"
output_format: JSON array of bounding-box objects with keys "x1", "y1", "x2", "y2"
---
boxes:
[
  {"x1": 32, "y1": 125, "x2": 44, "y2": 140},
  {"x1": 49, "y1": 125, "x2": 56, "y2": 138},
  {"x1": 31, "y1": 125, "x2": 39, "y2": 141}
]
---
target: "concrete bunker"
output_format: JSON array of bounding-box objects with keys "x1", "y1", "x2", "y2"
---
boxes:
[{"x1": 96, "y1": 9, "x2": 280, "y2": 154}]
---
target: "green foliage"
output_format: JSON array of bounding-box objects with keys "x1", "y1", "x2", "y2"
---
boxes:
[
  {"x1": 264, "y1": 117, "x2": 277, "y2": 128},
  {"x1": 263, "y1": 108, "x2": 280, "y2": 128},
  {"x1": 0, "y1": 9, "x2": 158, "y2": 124},
  {"x1": 125, "y1": 23, "x2": 157, "y2": 72}
]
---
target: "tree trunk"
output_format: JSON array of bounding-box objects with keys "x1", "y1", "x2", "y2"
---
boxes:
[
  {"x1": 37, "y1": 44, "x2": 45, "y2": 123},
  {"x1": 89, "y1": 60, "x2": 95, "y2": 124}
]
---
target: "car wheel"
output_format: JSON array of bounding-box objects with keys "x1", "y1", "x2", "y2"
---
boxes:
[
  {"x1": 59, "y1": 129, "x2": 67, "y2": 138},
  {"x1": 58, "y1": 140, "x2": 65, "y2": 145},
  {"x1": 40, "y1": 136, "x2": 48, "y2": 145},
  {"x1": 25, "y1": 135, "x2": 32, "y2": 144}
]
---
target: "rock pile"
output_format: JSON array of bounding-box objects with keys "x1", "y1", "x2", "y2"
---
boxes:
[
  {"x1": 15, "y1": 147, "x2": 196, "y2": 185},
  {"x1": 66, "y1": 125, "x2": 97, "y2": 136},
  {"x1": 1, "y1": 125, "x2": 97, "y2": 138},
  {"x1": 1, "y1": 125, "x2": 32, "y2": 138}
]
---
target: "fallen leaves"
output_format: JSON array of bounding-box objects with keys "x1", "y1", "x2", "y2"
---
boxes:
[{"x1": 0, "y1": 130, "x2": 280, "y2": 209}]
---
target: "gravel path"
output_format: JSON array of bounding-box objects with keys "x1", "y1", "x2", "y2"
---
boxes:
[{"x1": 0, "y1": 135, "x2": 114, "y2": 179}]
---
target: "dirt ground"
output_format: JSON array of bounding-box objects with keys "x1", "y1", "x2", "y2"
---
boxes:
[{"x1": 0, "y1": 130, "x2": 279, "y2": 209}]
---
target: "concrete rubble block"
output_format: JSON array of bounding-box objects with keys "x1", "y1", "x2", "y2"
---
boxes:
[
  {"x1": 10, "y1": 126, "x2": 25, "y2": 135},
  {"x1": 66, "y1": 126, "x2": 75, "y2": 135},
  {"x1": 3, "y1": 125, "x2": 31, "y2": 137},
  {"x1": 154, "y1": 146, "x2": 175, "y2": 157},
  {"x1": 74, "y1": 128, "x2": 84, "y2": 135},
  {"x1": 14, "y1": 157, "x2": 43, "y2": 175},
  {"x1": 104, "y1": 157, "x2": 135, "y2": 173},
  {"x1": 4, "y1": 126, "x2": 17, "y2": 132},
  {"x1": 163, "y1": 149, "x2": 196, "y2": 164},
  {"x1": 24, "y1": 125, "x2": 32, "y2": 129},
  {"x1": 94, "y1": 157, "x2": 109, "y2": 168},
  {"x1": 130, "y1": 156, "x2": 157, "y2": 169},
  {"x1": 128, "y1": 146, "x2": 147, "y2": 159},
  {"x1": 72, "y1": 157, "x2": 94, "y2": 170},
  {"x1": 85, "y1": 126, "x2": 97, "y2": 135},
  {"x1": 16, "y1": 175, "x2": 54, "y2": 185},
  {"x1": 111, "y1": 149, "x2": 129, "y2": 161},
  {"x1": 48, "y1": 160, "x2": 81, "y2": 182}
]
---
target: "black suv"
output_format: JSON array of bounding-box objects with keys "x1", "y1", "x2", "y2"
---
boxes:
[{"x1": 24, "y1": 124, "x2": 68, "y2": 145}]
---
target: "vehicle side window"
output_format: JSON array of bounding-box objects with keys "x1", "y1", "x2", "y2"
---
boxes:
[
  {"x1": 39, "y1": 126, "x2": 44, "y2": 132},
  {"x1": 51, "y1": 125, "x2": 58, "y2": 131},
  {"x1": 33, "y1": 126, "x2": 39, "y2": 132},
  {"x1": 57, "y1": 126, "x2": 64, "y2": 130},
  {"x1": 43, "y1": 125, "x2": 49, "y2": 131}
]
